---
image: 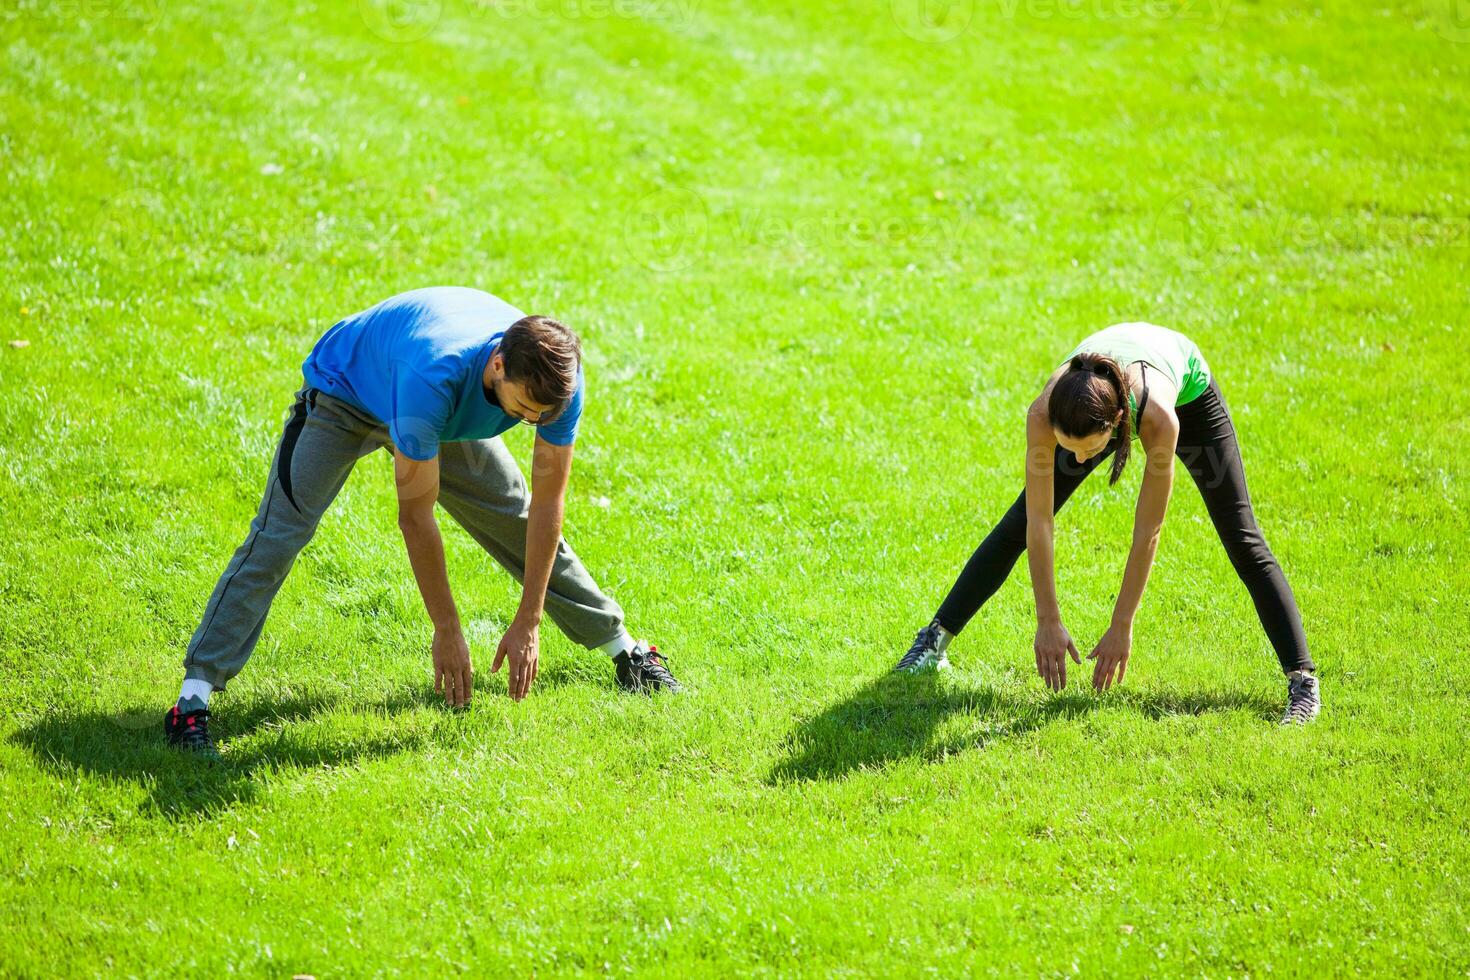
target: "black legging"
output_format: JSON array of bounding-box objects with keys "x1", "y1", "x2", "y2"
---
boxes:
[{"x1": 933, "y1": 380, "x2": 1313, "y2": 674}]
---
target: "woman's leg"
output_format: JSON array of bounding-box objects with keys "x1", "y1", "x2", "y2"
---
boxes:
[
  {"x1": 1174, "y1": 382, "x2": 1313, "y2": 674},
  {"x1": 933, "y1": 445, "x2": 1110, "y2": 635}
]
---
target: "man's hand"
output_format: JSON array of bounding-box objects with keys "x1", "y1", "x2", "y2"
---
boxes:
[
  {"x1": 396, "y1": 448, "x2": 470, "y2": 710},
  {"x1": 432, "y1": 624, "x2": 474, "y2": 708},
  {"x1": 1088, "y1": 621, "x2": 1132, "y2": 692},
  {"x1": 492, "y1": 617, "x2": 540, "y2": 701},
  {"x1": 1034, "y1": 619, "x2": 1081, "y2": 691}
]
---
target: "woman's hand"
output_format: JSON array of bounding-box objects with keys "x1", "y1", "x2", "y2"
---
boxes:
[
  {"x1": 1034, "y1": 620, "x2": 1081, "y2": 691},
  {"x1": 1087, "y1": 621, "x2": 1132, "y2": 691}
]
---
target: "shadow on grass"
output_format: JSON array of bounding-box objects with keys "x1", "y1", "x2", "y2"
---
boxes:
[
  {"x1": 769, "y1": 672, "x2": 1277, "y2": 783},
  {"x1": 10, "y1": 686, "x2": 449, "y2": 820}
]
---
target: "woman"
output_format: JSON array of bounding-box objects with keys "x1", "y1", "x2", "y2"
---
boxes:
[{"x1": 895, "y1": 322, "x2": 1319, "y2": 724}]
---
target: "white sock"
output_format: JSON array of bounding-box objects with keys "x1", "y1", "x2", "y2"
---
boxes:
[
  {"x1": 596, "y1": 630, "x2": 635, "y2": 658},
  {"x1": 177, "y1": 678, "x2": 213, "y2": 709},
  {"x1": 932, "y1": 621, "x2": 954, "y2": 652}
]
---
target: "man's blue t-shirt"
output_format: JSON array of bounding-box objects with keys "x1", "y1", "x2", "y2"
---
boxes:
[{"x1": 301, "y1": 287, "x2": 583, "y2": 460}]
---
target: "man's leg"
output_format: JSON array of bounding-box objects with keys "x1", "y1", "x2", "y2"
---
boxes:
[
  {"x1": 434, "y1": 438, "x2": 628, "y2": 652},
  {"x1": 181, "y1": 389, "x2": 385, "y2": 695}
]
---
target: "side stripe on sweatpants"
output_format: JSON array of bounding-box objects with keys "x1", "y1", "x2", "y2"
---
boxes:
[{"x1": 276, "y1": 389, "x2": 316, "y2": 513}]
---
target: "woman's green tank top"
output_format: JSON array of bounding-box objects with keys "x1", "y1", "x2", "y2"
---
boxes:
[{"x1": 1062, "y1": 322, "x2": 1212, "y2": 407}]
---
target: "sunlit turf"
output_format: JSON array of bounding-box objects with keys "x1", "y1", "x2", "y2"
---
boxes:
[{"x1": 2, "y1": 0, "x2": 1469, "y2": 972}]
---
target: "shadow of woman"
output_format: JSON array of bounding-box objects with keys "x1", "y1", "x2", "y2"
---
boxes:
[
  {"x1": 10, "y1": 686, "x2": 447, "y2": 820},
  {"x1": 769, "y1": 672, "x2": 1278, "y2": 784}
]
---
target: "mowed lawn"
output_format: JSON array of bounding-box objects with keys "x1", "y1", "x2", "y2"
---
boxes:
[{"x1": 3, "y1": 0, "x2": 1469, "y2": 973}]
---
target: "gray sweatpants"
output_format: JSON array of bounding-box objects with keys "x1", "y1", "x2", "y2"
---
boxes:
[{"x1": 183, "y1": 386, "x2": 626, "y2": 690}]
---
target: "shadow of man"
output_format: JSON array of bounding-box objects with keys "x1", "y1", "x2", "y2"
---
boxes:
[
  {"x1": 769, "y1": 671, "x2": 1277, "y2": 784},
  {"x1": 10, "y1": 686, "x2": 443, "y2": 820}
]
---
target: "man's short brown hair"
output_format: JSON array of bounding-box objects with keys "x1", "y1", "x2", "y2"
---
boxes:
[{"x1": 499, "y1": 315, "x2": 581, "y2": 420}]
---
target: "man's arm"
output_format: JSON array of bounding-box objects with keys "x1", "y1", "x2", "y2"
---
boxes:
[
  {"x1": 522, "y1": 435, "x2": 574, "y2": 625},
  {"x1": 394, "y1": 449, "x2": 473, "y2": 707},
  {"x1": 492, "y1": 435, "x2": 574, "y2": 701}
]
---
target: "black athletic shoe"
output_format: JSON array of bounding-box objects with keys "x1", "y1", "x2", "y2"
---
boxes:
[
  {"x1": 895, "y1": 622, "x2": 950, "y2": 673},
  {"x1": 1280, "y1": 673, "x2": 1321, "y2": 725},
  {"x1": 614, "y1": 642, "x2": 682, "y2": 694},
  {"x1": 164, "y1": 705, "x2": 219, "y2": 755}
]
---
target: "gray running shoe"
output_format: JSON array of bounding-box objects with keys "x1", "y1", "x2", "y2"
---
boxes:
[
  {"x1": 1280, "y1": 672, "x2": 1321, "y2": 725},
  {"x1": 614, "y1": 642, "x2": 682, "y2": 694},
  {"x1": 164, "y1": 704, "x2": 220, "y2": 757},
  {"x1": 895, "y1": 623, "x2": 950, "y2": 673}
]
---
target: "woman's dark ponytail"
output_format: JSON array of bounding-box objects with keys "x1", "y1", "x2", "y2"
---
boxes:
[{"x1": 1049, "y1": 352, "x2": 1132, "y2": 484}]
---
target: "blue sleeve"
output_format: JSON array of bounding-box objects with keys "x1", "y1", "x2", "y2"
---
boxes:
[
  {"x1": 536, "y1": 365, "x2": 583, "y2": 446},
  {"x1": 389, "y1": 363, "x2": 451, "y2": 461}
]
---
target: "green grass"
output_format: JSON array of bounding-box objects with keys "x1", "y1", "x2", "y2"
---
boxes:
[{"x1": 3, "y1": 0, "x2": 1469, "y2": 973}]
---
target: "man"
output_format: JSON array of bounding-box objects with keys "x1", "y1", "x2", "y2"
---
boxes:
[{"x1": 166, "y1": 286, "x2": 680, "y2": 754}]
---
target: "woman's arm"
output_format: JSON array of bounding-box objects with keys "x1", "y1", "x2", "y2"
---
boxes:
[
  {"x1": 1088, "y1": 386, "x2": 1180, "y2": 690},
  {"x1": 1024, "y1": 399, "x2": 1061, "y2": 622},
  {"x1": 1025, "y1": 389, "x2": 1080, "y2": 690}
]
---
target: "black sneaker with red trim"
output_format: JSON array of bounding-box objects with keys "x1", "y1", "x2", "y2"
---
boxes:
[
  {"x1": 164, "y1": 705, "x2": 219, "y2": 756},
  {"x1": 613, "y1": 642, "x2": 682, "y2": 694}
]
